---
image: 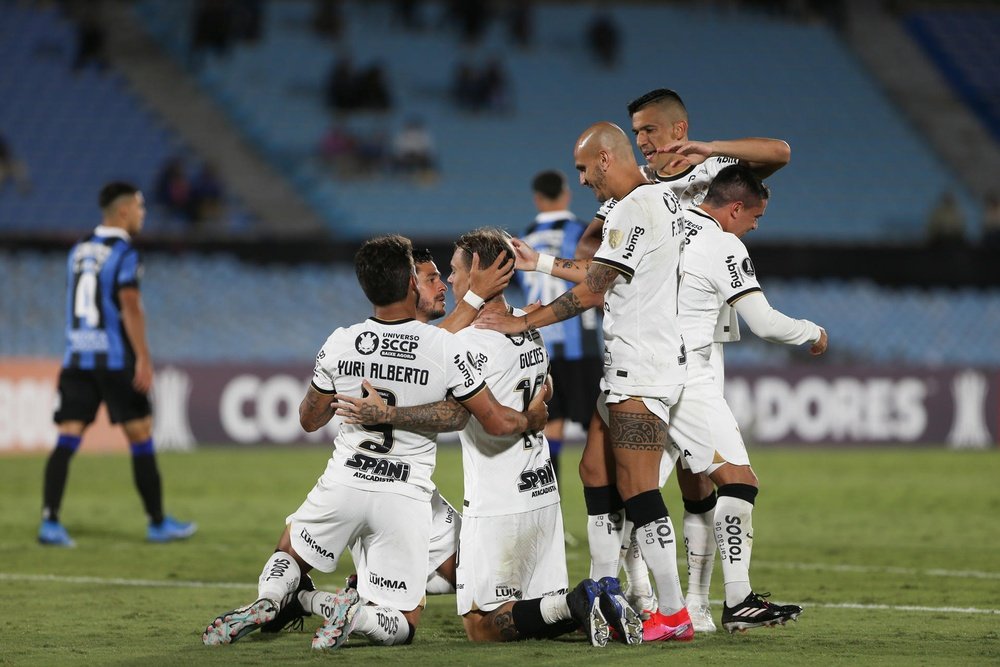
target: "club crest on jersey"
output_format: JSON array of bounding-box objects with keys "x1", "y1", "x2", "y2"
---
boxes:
[
  {"x1": 741, "y1": 257, "x2": 756, "y2": 277},
  {"x1": 355, "y1": 331, "x2": 379, "y2": 355},
  {"x1": 608, "y1": 229, "x2": 623, "y2": 249}
]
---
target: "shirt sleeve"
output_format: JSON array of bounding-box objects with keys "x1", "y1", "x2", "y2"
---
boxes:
[
  {"x1": 310, "y1": 340, "x2": 336, "y2": 395},
  {"x1": 446, "y1": 336, "x2": 487, "y2": 402},
  {"x1": 116, "y1": 247, "x2": 142, "y2": 290},
  {"x1": 593, "y1": 196, "x2": 652, "y2": 281},
  {"x1": 708, "y1": 234, "x2": 762, "y2": 304},
  {"x1": 594, "y1": 197, "x2": 617, "y2": 221},
  {"x1": 732, "y1": 290, "x2": 822, "y2": 346}
]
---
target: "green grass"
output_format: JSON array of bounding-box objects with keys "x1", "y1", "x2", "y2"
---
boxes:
[{"x1": 2, "y1": 445, "x2": 998, "y2": 666}]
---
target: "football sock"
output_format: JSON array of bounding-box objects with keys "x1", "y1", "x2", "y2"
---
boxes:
[
  {"x1": 129, "y1": 439, "x2": 163, "y2": 525},
  {"x1": 351, "y1": 606, "x2": 414, "y2": 645},
  {"x1": 426, "y1": 571, "x2": 455, "y2": 595},
  {"x1": 621, "y1": 527, "x2": 654, "y2": 600},
  {"x1": 508, "y1": 597, "x2": 576, "y2": 639},
  {"x1": 41, "y1": 434, "x2": 81, "y2": 522},
  {"x1": 683, "y1": 491, "x2": 718, "y2": 602},
  {"x1": 584, "y1": 485, "x2": 626, "y2": 579},
  {"x1": 715, "y1": 484, "x2": 758, "y2": 607},
  {"x1": 548, "y1": 438, "x2": 562, "y2": 482},
  {"x1": 257, "y1": 551, "x2": 301, "y2": 608},
  {"x1": 625, "y1": 490, "x2": 685, "y2": 615}
]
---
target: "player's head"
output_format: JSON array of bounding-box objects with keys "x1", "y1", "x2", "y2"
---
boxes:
[
  {"x1": 99, "y1": 181, "x2": 145, "y2": 235},
  {"x1": 701, "y1": 164, "x2": 770, "y2": 238},
  {"x1": 574, "y1": 122, "x2": 637, "y2": 202},
  {"x1": 354, "y1": 234, "x2": 417, "y2": 306},
  {"x1": 450, "y1": 227, "x2": 515, "y2": 304},
  {"x1": 627, "y1": 88, "x2": 689, "y2": 174},
  {"x1": 531, "y1": 169, "x2": 570, "y2": 213},
  {"x1": 413, "y1": 247, "x2": 447, "y2": 322}
]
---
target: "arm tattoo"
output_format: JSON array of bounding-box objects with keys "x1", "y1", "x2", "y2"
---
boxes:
[
  {"x1": 387, "y1": 396, "x2": 470, "y2": 432},
  {"x1": 585, "y1": 263, "x2": 620, "y2": 294},
  {"x1": 490, "y1": 610, "x2": 520, "y2": 642},
  {"x1": 549, "y1": 289, "x2": 586, "y2": 321},
  {"x1": 300, "y1": 389, "x2": 334, "y2": 429},
  {"x1": 608, "y1": 409, "x2": 668, "y2": 451}
]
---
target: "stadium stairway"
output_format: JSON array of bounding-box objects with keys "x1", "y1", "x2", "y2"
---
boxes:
[{"x1": 101, "y1": 1, "x2": 325, "y2": 238}]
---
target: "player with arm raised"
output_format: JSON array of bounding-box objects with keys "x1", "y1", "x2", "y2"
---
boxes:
[
  {"x1": 201, "y1": 235, "x2": 545, "y2": 652},
  {"x1": 478, "y1": 122, "x2": 693, "y2": 645}
]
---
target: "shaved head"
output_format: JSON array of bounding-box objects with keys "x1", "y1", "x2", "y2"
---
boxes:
[{"x1": 574, "y1": 121, "x2": 644, "y2": 202}]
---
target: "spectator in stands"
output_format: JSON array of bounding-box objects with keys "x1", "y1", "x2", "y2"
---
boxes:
[
  {"x1": 926, "y1": 191, "x2": 966, "y2": 246},
  {"x1": 153, "y1": 157, "x2": 194, "y2": 223},
  {"x1": 191, "y1": 0, "x2": 232, "y2": 58},
  {"x1": 319, "y1": 122, "x2": 360, "y2": 176},
  {"x1": 313, "y1": 0, "x2": 345, "y2": 39},
  {"x1": 585, "y1": 12, "x2": 620, "y2": 68},
  {"x1": 326, "y1": 56, "x2": 359, "y2": 111},
  {"x1": 0, "y1": 133, "x2": 32, "y2": 195},
  {"x1": 393, "y1": 118, "x2": 438, "y2": 181},
  {"x1": 482, "y1": 58, "x2": 513, "y2": 113},
  {"x1": 446, "y1": 0, "x2": 489, "y2": 43},
  {"x1": 451, "y1": 59, "x2": 512, "y2": 113},
  {"x1": 356, "y1": 62, "x2": 392, "y2": 111},
  {"x1": 981, "y1": 194, "x2": 1000, "y2": 249},
  {"x1": 190, "y1": 162, "x2": 226, "y2": 226},
  {"x1": 506, "y1": 0, "x2": 533, "y2": 48},
  {"x1": 72, "y1": 1, "x2": 108, "y2": 73}
]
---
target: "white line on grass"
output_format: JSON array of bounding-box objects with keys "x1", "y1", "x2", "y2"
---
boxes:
[
  {"x1": 753, "y1": 560, "x2": 1000, "y2": 581},
  {"x1": 2, "y1": 572, "x2": 998, "y2": 615}
]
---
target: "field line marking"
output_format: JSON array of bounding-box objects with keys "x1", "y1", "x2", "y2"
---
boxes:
[
  {"x1": 2, "y1": 572, "x2": 998, "y2": 615},
  {"x1": 753, "y1": 560, "x2": 1000, "y2": 581},
  {"x1": 0, "y1": 572, "x2": 255, "y2": 590}
]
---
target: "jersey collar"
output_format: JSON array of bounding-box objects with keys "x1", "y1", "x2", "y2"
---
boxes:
[
  {"x1": 653, "y1": 163, "x2": 697, "y2": 183},
  {"x1": 369, "y1": 316, "x2": 416, "y2": 325},
  {"x1": 94, "y1": 225, "x2": 132, "y2": 241},
  {"x1": 689, "y1": 207, "x2": 722, "y2": 230},
  {"x1": 534, "y1": 210, "x2": 576, "y2": 224}
]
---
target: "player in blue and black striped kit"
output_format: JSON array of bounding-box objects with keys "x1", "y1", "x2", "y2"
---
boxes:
[
  {"x1": 516, "y1": 170, "x2": 602, "y2": 483},
  {"x1": 39, "y1": 182, "x2": 195, "y2": 547}
]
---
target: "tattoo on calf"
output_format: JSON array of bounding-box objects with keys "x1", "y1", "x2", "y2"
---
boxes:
[
  {"x1": 609, "y1": 410, "x2": 667, "y2": 451},
  {"x1": 491, "y1": 610, "x2": 519, "y2": 642}
]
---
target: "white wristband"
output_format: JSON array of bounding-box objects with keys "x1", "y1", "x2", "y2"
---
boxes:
[
  {"x1": 536, "y1": 253, "x2": 555, "y2": 275},
  {"x1": 463, "y1": 290, "x2": 486, "y2": 310}
]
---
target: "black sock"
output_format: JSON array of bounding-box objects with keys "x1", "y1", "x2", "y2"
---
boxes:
[
  {"x1": 130, "y1": 440, "x2": 163, "y2": 524},
  {"x1": 42, "y1": 438, "x2": 80, "y2": 522},
  {"x1": 510, "y1": 600, "x2": 577, "y2": 640}
]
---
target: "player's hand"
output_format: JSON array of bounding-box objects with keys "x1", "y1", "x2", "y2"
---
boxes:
[
  {"x1": 810, "y1": 328, "x2": 828, "y2": 356},
  {"x1": 541, "y1": 374, "x2": 554, "y2": 403},
  {"x1": 469, "y1": 251, "x2": 514, "y2": 300},
  {"x1": 133, "y1": 356, "x2": 153, "y2": 394},
  {"x1": 525, "y1": 386, "x2": 549, "y2": 431},
  {"x1": 658, "y1": 140, "x2": 712, "y2": 169},
  {"x1": 522, "y1": 300, "x2": 542, "y2": 314},
  {"x1": 475, "y1": 309, "x2": 527, "y2": 334},
  {"x1": 510, "y1": 237, "x2": 539, "y2": 271},
  {"x1": 332, "y1": 379, "x2": 389, "y2": 424}
]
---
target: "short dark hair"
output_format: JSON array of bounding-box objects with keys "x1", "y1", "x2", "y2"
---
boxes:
[
  {"x1": 354, "y1": 234, "x2": 414, "y2": 306},
  {"x1": 703, "y1": 165, "x2": 770, "y2": 208},
  {"x1": 455, "y1": 227, "x2": 514, "y2": 272},
  {"x1": 626, "y1": 88, "x2": 687, "y2": 118},
  {"x1": 531, "y1": 170, "x2": 566, "y2": 200},
  {"x1": 412, "y1": 248, "x2": 434, "y2": 265},
  {"x1": 99, "y1": 182, "x2": 139, "y2": 210}
]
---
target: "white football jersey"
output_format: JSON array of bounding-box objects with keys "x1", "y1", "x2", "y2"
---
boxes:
[
  {"x1": 596, "y1": 156, "x2": 739, "y2": 221},
  {"x1": 679, "y1": 208, "x2": 762, "y2": 356},
  {"x1": 593, "y1": 183, "x2": 688, "y2": 395},
  {"x1": 311, "y1": 317, "x2": 486, "y2": 502},
  {"x1": 455, "y1": 309, "x2": 558, "y2": 517}
]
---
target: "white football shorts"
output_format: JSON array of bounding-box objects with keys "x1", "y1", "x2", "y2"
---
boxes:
[
  {"x1": 287, "y1": 483, "x2": 431, "y2": 611},
  {"x1": 665, "y1": 355, "x2": 749, "y2": 475},
  {"x1": 427, "y1": 488, "x2": 461, "y2": 575},
  {"x1": 455, "y1": 504, "x2": 568, "y2": 616}
]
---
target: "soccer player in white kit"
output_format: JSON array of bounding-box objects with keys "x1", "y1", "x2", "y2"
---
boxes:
[
  {"x1": 478, "y1": 122, "x2": 692, "y2": 646},
  {"x1": 576, "y1": 88, "x2": 793, "y2": 633},
  {"x1": 201, "y1": 235, "x2": 547, "y2": 651}
]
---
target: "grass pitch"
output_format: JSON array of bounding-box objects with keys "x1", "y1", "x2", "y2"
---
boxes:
[{"x1": 1, "y1": 445, "x2": 998, "y2": 666}]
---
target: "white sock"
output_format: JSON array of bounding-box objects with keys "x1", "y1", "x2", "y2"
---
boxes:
[
  {"x1": 425, "y1": 572, "x2": 455, "y2": 595},
  {"x1": 299, "y1": 589, "x2": 341, "y2": 619},
  {"x1": 587, "y1": 511, "x2": 625, "y2": 579},
  {"x1": 684, "y1": 508, "x2": 716, "y2": 602},
  {"x1": 351, "y1": 606, "x2": 411, "y2": 645},
  {"x1": 621, "y1": 529, "x2": 654, "y2": 599},
  {"x1": 715, "y1": 496, "x2": 754, "y2": 607},
  {"x1": 634, "y1": 516, "x2": 685, "y2": 615},
  {"x1": 257, "y1": 551, "x2": 300, "y2": 608},
  {"x1": 540, "y1": 595, "x2": 572, "y2": 623}
]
